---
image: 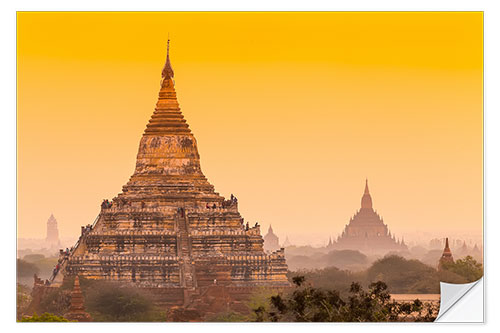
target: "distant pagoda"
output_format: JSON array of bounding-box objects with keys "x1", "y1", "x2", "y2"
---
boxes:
[
  {"x1": 263, "y1": 225, "x2": 280, "y2": 253},
  {"x1": 282, "y1": 236, "x2": 292, "y2": 248},
  {"x1": 438, "y1": 237, "x2": 454, "y2": 270},
  {"x1": 331, "y1": 180, "x2": 407, "y2": 254},
  {"x1": 45, "y1": 214, "x2": 60, "y2": 248},
  {"x1": 50, "y1": 41, "x2": 289, "y2": 301}
]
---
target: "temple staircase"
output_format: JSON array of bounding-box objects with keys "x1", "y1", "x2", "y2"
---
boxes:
[{"x1": 176, "y1": 211, "x2": 197, "y2": 304}]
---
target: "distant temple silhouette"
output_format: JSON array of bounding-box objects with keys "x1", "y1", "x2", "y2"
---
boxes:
[
  {"x1": 263, "y1": 225, "x2": 280, "y2": 253},
  {"x1": 438, "y1": 237, "x2": 454, "y2": 270},
  {"x1": 45, "y1": 214, "x2": 60, "y2": 248},
  {"x1": 330, "y1": 180, "x2": 408, "y2": 254}
]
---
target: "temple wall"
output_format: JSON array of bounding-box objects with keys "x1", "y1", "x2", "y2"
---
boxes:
[{"x1": 66, "y1": 255, "x2": 182, "y2": 287}]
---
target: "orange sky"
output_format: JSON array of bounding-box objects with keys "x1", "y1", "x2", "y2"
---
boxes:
[{"x1": 17, "y1": 12, "x2": 483, "y2": 245}]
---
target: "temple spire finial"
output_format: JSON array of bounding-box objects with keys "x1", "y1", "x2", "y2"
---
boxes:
[
  {"x1": 361, "y1": 179, "x2": 373, "y2": 209},
  {"x1": 161, "y1": 37, "x2": 174, "y2": 80}
]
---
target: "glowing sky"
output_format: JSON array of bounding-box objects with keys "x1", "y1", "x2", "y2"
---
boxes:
[{"x1": 17, "y1": 12, "x2": 482, "y2": 245}]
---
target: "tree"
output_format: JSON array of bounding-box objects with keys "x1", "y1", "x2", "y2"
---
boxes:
[
  {"x1": 39, "y1": 288, "x2": 71, "y2": 315},
  {"x1": 288, "y1": 266, "x2": 357, "y2": 296},
  {"x1": 320, "y1": 250, "x2": 368, "y2": 268},
  {"x1": 255, "y1": 276, "x2": 438, "y2": 322},
  {"x1": 205, "y1": 311, "x2": 248, "y2": 322},
  {"x1": 366, "y1": 255, "x2": 440, "y2": 293},
  {"x1": 86, "y1": 282, "x2": 164, "y2": 321},
  {"x1": 441, "y1": 256, "x2": 483, "y2": 282},
  {"x1": 20, "y1": 312, "x2": 70, "y2": 322},
  {"x1": 17, "y1": 259, "x2": 40, "y2": 278},
  {"x1": 17, "y1": 284, "x2": 32, "y2": 320}
]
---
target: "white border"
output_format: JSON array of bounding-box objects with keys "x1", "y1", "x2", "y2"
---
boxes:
[{"x1": 3, "y1": 0, "x2": 499, "y2": 332}]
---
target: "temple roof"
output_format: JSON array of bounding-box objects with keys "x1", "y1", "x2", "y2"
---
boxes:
[
  {"x1": 119, "y1": 40, "x2": 219, "y2": 199},
  {"x1": 145, "y1": 41, "x2": 191, "y2": 136},
  {"x1": 47, "y1": 214, "x2": 57, "y2": 225},
  {"x1": 264, "y1": 225, "x2": 279, "y2": 241}
]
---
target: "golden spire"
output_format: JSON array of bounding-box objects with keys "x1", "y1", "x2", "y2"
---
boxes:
[{"x1": 161, "y1": 38, "x2": 174, "y2": 80}]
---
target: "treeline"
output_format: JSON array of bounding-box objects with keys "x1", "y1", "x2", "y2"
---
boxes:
[
  {"x1": 17, "y1": 254, "x2": 59, "y2": 282},
  {"x1": 288, "y1": 255, "x2": 483, "y2": 295},
  {"x1": 286, "y1": 249, "x2": 369, "y2": 271}
]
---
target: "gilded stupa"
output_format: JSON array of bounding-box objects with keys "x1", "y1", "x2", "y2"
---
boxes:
[{"x1": 50, "y1": 41, "x2": 289, "y2": 302}]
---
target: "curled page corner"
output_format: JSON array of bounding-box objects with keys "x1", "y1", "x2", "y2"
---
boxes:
[{"x1": 435, "y1": 277, "x2": 484, "y2": 322}]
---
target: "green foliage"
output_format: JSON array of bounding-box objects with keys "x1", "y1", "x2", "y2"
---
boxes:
[
  {"x1": 20, "y1": 312, "x2": 70, "y2": 322},
  {"x1": 255, "y1": 277, "x2": 438, "y2": 322},
  {"x1": 33, "y1": 257, "x2": 59, "y2": 277},
  {"x1": 366, "y1": 255, "x2": 440, "y2": 293},
  {"x1": 441, "y1": 256, "x2": 483, "y2": 282},
  {"x1": 437, "y1": 268, "x2": 468, "y2": 284},
  {"x1": 19, "y1": 254, "x2": 59, "y2": 280},
  {"x1": 17, "y1": 259, "x2": 40, "y2": 278},
  {"x1": 39, "y1": 288, "x2": 71, "y2": 315},
  {"x1": 288, "y1": 255, "x2": 445, "y2": 298},
  {"x1": 17, "y1": 284, "x2": 32, "y2": 320},
  {"x1": 205, "y1": 311, "x2": 248, "y2": 322},
  {"x1": 85, "y1": 282, "x2": 164, "y2": 322},
  {"x1": 321, "y1": 250, "x2": 368, "y2": 267},
  {"x1": 243, "y1": 287, "x2": 280, "y2": 321},
  {"x1": 288, "y1": 266, "x2": 361, "y2": 296}
]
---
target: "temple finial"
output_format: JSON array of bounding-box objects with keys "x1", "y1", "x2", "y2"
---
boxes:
[
  {"x1": 364, "y1": 178, "x2": 369, "y2": 194},
  {"x1": 161, "y1": 38, "x2": 174, "y2": 80}
]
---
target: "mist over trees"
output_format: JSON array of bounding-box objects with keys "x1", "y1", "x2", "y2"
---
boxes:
[
  {"x1": 288, "y1": 254, "x2": 483, "y2": 295},
  {"x1": 286, "y1": 249, "x2": 369, "y2": 271},
  {"x1": 17, "y1": 259, "x2": 39, "y2": 278}
]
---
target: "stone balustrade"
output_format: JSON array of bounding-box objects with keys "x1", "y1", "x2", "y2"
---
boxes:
[
  {"x1": 70, "y1": 254, "x2": 180, "y2": 262},
  {"x1": 101, "y1": 207, "x2": 172, "y2": 213},
  {"x1": 189, "y1": 206, "x2": 238, "y2": 214},
  {"x1": 88, "y1": 230, "x2": 176, "y2": 236}
]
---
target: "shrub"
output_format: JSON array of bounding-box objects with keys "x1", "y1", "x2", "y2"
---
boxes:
[{"x1": 20, "y1": 312, "x2": 70, "y2": 322}]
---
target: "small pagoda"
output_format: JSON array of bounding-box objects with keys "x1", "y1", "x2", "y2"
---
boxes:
[
  {"x1": 438, "y1": 237, "x2": 454, "y2": 270},
  {"x1": 331, "y1": 180, "x2": 408, "y2": 254},
  {"x1": 50, "y1": 41, "x2": 289, "y2": 305},
  {"x1": 64, "y1": 276, "x2": 92, "y2": 322},
  {"x1": 263, "y1": 225, "x2": 281, "y2": 253}
]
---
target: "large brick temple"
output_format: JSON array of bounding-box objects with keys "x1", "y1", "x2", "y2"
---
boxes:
[
  {"x1": 330, "y1": 180, "x2": 408, "y2": 254},
  {"x1": 49, "y1": 41, "x2": 289, "y2": 308}
]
